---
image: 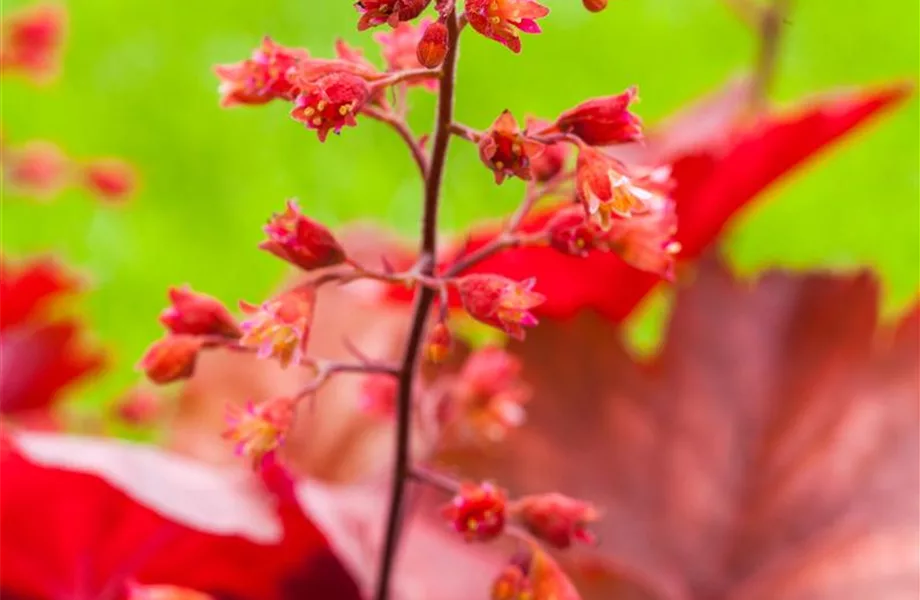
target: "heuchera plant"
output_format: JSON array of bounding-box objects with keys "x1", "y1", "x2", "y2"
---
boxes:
[{"x1": 119, "y1": 1, "x2": 910, "y2": 599}]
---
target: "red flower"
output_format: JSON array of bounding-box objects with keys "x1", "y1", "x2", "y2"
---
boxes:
[
  {"x1": 417, "y1": 21, "x2": 449, "y2": 69},
  {"x1": 455, "y1": 274, "x2": 545, "y2": 340},
  {"x1": 113, "y1": 388, "x2": 164, "y2": 426},
  {"x1": 239, "y1": 284, "x2": 315, "y2": 368},
  {"x1": 576, "y1": 145, "x2": 653, "y2": 226},
  {"x1": 545, "y1": 205, "x2": 599, "y2": 257},
  {"x1": 374, "y1": 19, "x2": 438, "y2": 91},
  {"x1": 423, "y1": 321, "x2": 452, "y2": 363},
  {"x1": 0, "y1": 432, "x2": 360, "y2": 600},
  {"x1": 491, "y1": 562, "x2": 532, "y2": 600},
  {"x1": 82, "y1": 158, "x2": 137, "y2": 203},
  {"x1": 259, "y1": 199, "x2": 347, "y2": 271},
  {"x1": 0, "y1": 257, "x2": 104, "y2": 416},
  {"x1": 554, "y1": 86, "x2": 643, "y2": 146},
  {"x1": 3, "y1": 140, "x2": 71, "y2": 198},
  {"x1": 464, "y1": 0, "x2": 550, "y2": 53},
  {"x1": 441, "y1": 481, "x2": 507, "y2": 542},
  {"x1": 0, "y1": 3, "x2": 66, "y2": 83},
  {"x1": 160, "y1": 285, "x2": 240, "y2": 338},
  {"x1": 138, "y1": 335, "x2": 203, "y2": 384},
  {"x1": 355, "y1": 0, "x2": 431, "y2": 31},
  {"x1": 214, "y1": 37, "x2": 307, "y2": 107},
  {"x1": 525, "y1": 118, "x2": 568, "y2": 181},
  {"x1": 511, "y1": 493, "x2": 599, "y2": 549},
  {"x1": 606, "y1": 195, "x2": 680, "y2": 280},
  {"x1": 478, "y1": 110, "x2": 545, "y2": 184},
  {"x1": 223, "y1": 396, "x2": 298, "y2": 470},
  {"x1": 290, "y1": 73, "x2": 371, "y2": 142},
  {"x1": 582, "y1": 0, "x2": 608, "y2": 11}
]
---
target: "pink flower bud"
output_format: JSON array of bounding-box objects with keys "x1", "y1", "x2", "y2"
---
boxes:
[
  {"x1": 416, "y1": 21, "x2": 448, "y2": 68},
  {"x1": 424, "y1": 321, "x2": 452, "y2": 363},
  {"x1": 290, "y1": 72, "x2": 371, "y2": 142},
  {"x1": 259, "y1": 199, "x2": 347, "y2": 271},
  {"x1": 4, "y1": 141, "x2": 71, "y2": 198},
  {"x1": 455, "y1": 274, "x2": 545, "y2": 340},
  {"x1": 160, "y1": 285, "x2": 241, "y2": 338},
  {"x1": 512, "y1": 492, "x2": 600, "y2": 549},
  {"x1": 0, "y1": 4, "x2": 66, "y2": 83},
  {"x1": 442, "y1": 481, "x2": 507, "y2": 542},
  {"x1": 478, "y1": 110, "x2": 545, "y2": 184},
  {"x1": 138, "y1": 335, "x2": 203, "y2": 384},
  {"x1": 81, "y1": 159, "x2": 136, "y2": 203},
  {"x1": 223, "y1": 396, "x2": 297, "y2": 470},
  {"x1": 555, "y1": 87, "x2": 642, "y2": 146},
  {"x1": 582, "y1": 0, "x2": 609, "y2": 12}
]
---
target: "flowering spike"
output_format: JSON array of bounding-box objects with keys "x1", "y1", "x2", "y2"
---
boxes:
[
  {"x1": 441, "y1": 481, "x2": 507, "y2": 542},
  {"x1": 355, "y1": 0, "x2": 432, "y2": 31},
  {"x1": 464, "y1": 0, "x2": 550, "y2": 53},
  {"x1": 160, "y1": 285, "x2": 241, "y2": 338},
  {"x1": 0, "y1": 4, "x2": 66, "y2": 83},
  {"x1": 81, "y1": 159, "x2": 136, "y2": 203},
  {"x1": 137, "y1": 335, "x2": 203, "y2": 384},
  {"x1": 455, "y1": 274, "x2": 545, "y2": 340},
  {"x1": 424, "y1": 321, "x2": 452, "y2": 363},
  {"x1": 554, "y1": 87, "x2": 643, "y2": 146},
  {"x1": 290, "y1": 73, "x2": 371, "y2": 141},
  {"x1": 512, "y1": 493, "x2": 600, "y2": 549},
  {"x1": 222, "y1": 396, "x2": 297, "y2": 470},
  {"x1": 416, "y1": 21, "x2": 448, "y2": 69},
  {"x1": 259, "y1": 199, "x2": 347, "y2": 270},
  {"x1": 478, "y1": 110, "x2": 545, "y2": 184},
  {"x1": 358, "y1": 373, "x2": 398, "y2": 418},
  {"x1": 525, "y1": 117, "x2": 568, "y2": 181},
  {"x1": 214, "y1": 37, "x2": 307, "y2": 107},
  {"x1": 239, "y1": 285, "x2": 315, "y2": 368},
  {"x1": 582, "y1": 0, "x2": 608, "y2": 11},
  {"x1": 575, "y1": 146, "x2": 654, "y2": 227}
]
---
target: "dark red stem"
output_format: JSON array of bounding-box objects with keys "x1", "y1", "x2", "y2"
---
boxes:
[{"x1": 373, "y1": 9, "x2": 461, "y2": 600}]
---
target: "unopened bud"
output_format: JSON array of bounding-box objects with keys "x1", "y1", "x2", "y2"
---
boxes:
[
  {"x1": 424, "y1": 322, "x2": 452, "y2": 363},
  {"x1": 417, "y1": 21, "x2": 448, "y2": 68},
  {"x1": 138, "y1": 335, "x2": 203, "y2": 384},
  {"x1": 583, "y1": 0, "x2": 608, "y2": 12}
]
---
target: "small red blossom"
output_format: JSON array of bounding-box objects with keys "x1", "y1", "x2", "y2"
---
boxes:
[
  {"x1": 416, "y1": 21, "x2": 448, "y2": 69},
  {"x1": 423, "y1": 321, "x2": 452, "y2": 363},
  {"x1": 81, "y1": 158, "x2": 136, "y2": 202},
  {"x1": 290, "y1": 73, "x2": 371, "y2": 142},
  {"x1": 113, "y1": 388, "x2": 163, "y2": 426},
  {"x1": 214, "y1": 37, "x2": 307, "y2": 107},
  {"x1": 127, "y1": 582, "x2": 214, "y2": 600},
  {"x1": 160, "y1": 285, "x2": 241, "y2": 338},
  {"x1": 525, "y1": 118, "x2": 568, "y2": 181},
  {"x1": 607, "y1": 196, "x2": 680, "y2": 279},
  {"x1": 355, "y1": 0, "x2": 431, "y2": 31},
  {"x1": 582, "y1": 0, "x2": 608, "y2": 11},
  {"x1": 554, "y1": 86, "x2": 643, "y2": 146},
  {"x1": 455, "y1": 274, "x2": 544, "y2": 340},
  {"x1": 441, "y1": 481, "x2": 507, "y2": 542},
  {"x1": 3, "y1": 140, "x2": 71, "y2": 198},
  {"x1": 512, "y1": 493, "x2": 599, "y2": 549},
  {"x1": 491, "y1": 562, "x2": 532, "y2": 600},
  {"x1": 465, "y1": 0, "x2": 549, "y2": 53},
  {"x1": 357, "y1": 373, "x2": 398, "y2": 418},
  {"x1": 545, "y1": 206, "x2": 599, "y2": 257},
  {"x1": 0, "y1": 3, "x2": 66, "y2": 83},
  {"x1": 138, "y1": 335, "x2": 203, "y2": 384},
  {"x1": 259, "y1": 199, "x2": 347, "y2": 271},
  {"x1": 223, "y1": 396, "x2": 297, "y2": 470},
  {"x1": 239, "y1": 285, "x2": 315, "y2": 368},
  {"x1": 478, "y1": 110, "x2": 545, "y2": 184},
  {"x1": 576, "y1": 146, "x2": 653, "y2": 227}
]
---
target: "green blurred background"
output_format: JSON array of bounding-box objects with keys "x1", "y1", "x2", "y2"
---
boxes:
[{"x1": 2, "y1": 0, "x2": 918, "y2": 406}]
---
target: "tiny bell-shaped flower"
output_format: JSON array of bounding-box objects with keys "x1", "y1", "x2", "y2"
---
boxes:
[
  {"x1": 223, "y1": 396, "x2": 297, "y2": 470},
  {"x1": 355, "y1": 0, "x2": 432, "y2": 31},
  {"x1": 239, "y1": 284, "x2": 315, "y2": 368},
  {"x1": 81, "y1": 159, "x2": 136, "y2": 203},
  {"x1": 525, "y1": 118, "x2": 568, "y2": 181},
  {"x1": 607, "y1": 196, "x2": 681, "y2": 280},
  {"x1": 465, "y1": 0, "x2": 550, "y2": 53},
  {"x1": 576, "y1": 146, "x2": 653, "y2": 228},
  {"x1": 214, "y1": 37, "x2": 307, "y2": 107},
  {"x1": 416, "y1": 21, "x2": 448, "y2": 68},
  {"x1": 479, "y1": 111, "x2": 544, "y2": 184},
  {"x1": 455, "y1": 274, "x2": 545, "y2": 340},
  {"x1": 554, "y1": 87, "x2": 642, "y2": 146},
  {"x1": 358, "y1": 373, "x2": 398, "y2": 418},
  {"x1": 442, "y1": 481, "x2": 507, "y2": 542},
  {"x1": 545, "y1": 206, "x2": 599, "y2": 258},
  {"x1": 138, "y1": 335, "x2": 203, "y2": 384},
  {"x1": 424, "y1": 321, "x2": 452, "y2": 363},
  {"x1": 512, "y1": 493, "x2": 600, "y2": 549},
  {"x1": 582, "y1": 0, "x2": 609, "y2": 12},
  {"x1": 160, "y1": 285, "x2": 241, "y2": 338},
  {"x1": 290, "y1": 72, "x2": 371, "y2": 142},
  {"x1": 259, "y1": 199, "x2": 347, "y2": 271}
]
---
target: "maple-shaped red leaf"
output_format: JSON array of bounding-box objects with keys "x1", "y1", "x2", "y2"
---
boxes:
[
  {"x1": 0, "y1": 432, "x2": 361, "y2": 600},
  {"x1": 385, "y1": 82, "x2": 909, "y2": 321},
  {"x1": 0, "y1": 257, "x2": 105, "y2": 417},
  {"x1": 438, "y1": 258, "x2": 919, "y2": 599}
]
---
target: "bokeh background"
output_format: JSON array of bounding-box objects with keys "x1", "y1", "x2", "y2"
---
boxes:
[{"x1": 2, "y1": 0, "x2": 918, "y2": 407}]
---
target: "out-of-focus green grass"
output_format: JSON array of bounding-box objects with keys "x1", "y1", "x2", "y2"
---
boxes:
[{"x1": 2, "y1": 0, "x2": 917, "y2": 406}]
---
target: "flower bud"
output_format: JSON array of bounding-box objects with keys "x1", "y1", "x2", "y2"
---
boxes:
[
  {"x1": 424, "y1": 321, "x2": 452, "y2": 363},
  {"x1": 0, "y1": 4, "x2": 66, "y2": 83},
  {"x1": 113, "y1": 388, "x2": 163, "y2": 426},
  {"x1": 138, "y1": 335, "x2": 203, "y2": 384},
  {"x1": 416, "y1": 21, "x2": 448, "y2": 68},
  {"x1": 442, "y1": 481, "x2": 507, "y2": 542},
  {"x1": 555, "y1": 87, "x2": 642, "y2": 146},
  {"x1": 259, "y1": 199, "x2": 347, "y2": 271},
  {"x1": 81, "y1": 159, "x2": 136, "y2": 203},
  {"x1": 512, "y1": 493, "x2": 600, "y2": 549},
  {"x1": 160, "y1": 285, "x2": 241, "y2": 338},
  {"x1": 356, "y1": 0, "x2": 432, "y2": 31},
  {"x1": 455, "y1": 274, "x2": 545, "y2": 340},
  {"x1": 582, "y1": 0, "x2": 608, "y2": 12},
  {"x1": 525, "y1": 118, "x2": 568, "y2": 181},
  {"x1": 4, "y1": 141, "x2": 70, "y2": 198},
  {"x1": 545, "y1": 206, "x2": 600, "y2": 257}
]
